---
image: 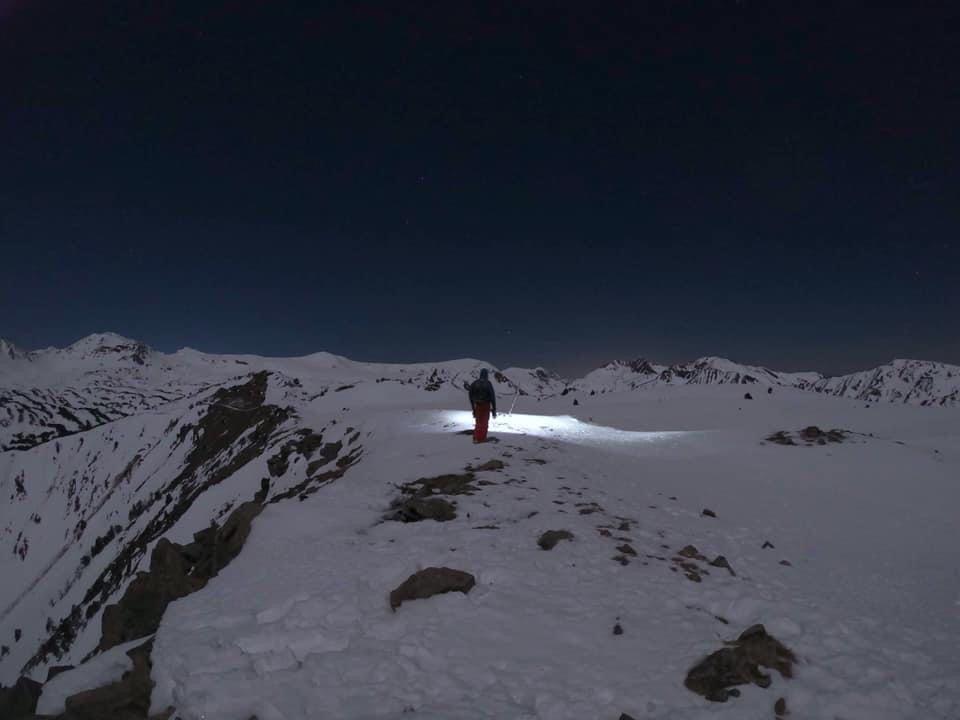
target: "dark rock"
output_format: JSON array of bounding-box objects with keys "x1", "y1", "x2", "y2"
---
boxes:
[
  {"x1": 684, "y1": 624, "x2": 796, "y2": 702},
  {"x1": 213, "y1": 501, "x2": 263, "y2": 571},
  {"x1": 613, "y1": 623, "x2": 624, "y2": 636},
  {"x1": 744, "y1": 392, "x2": 753, "y2": 400},
  {"x1": 471, "y1": 459, "x2": 506, "y2": 472},
  {"x1": 800, "y1": 425, "x2": 824, "y2": 440},
  {"x1": 192, "y1": 524, "x2": 218, "y2": 547},
  {"x1": 616, "y1": 543, "x2": 637, "y2": 556},
  {"x1": 702, "y1": 508, "x2": 717, "y2": 518},
  {"x1": 677, "y1": 545, "x2": 707, "y2": 561},
  {"x1": 598, "y1": 528, "x2": 612, "y2": 537},
  {"x1": 103, "y1": 498, "x2": 264, "y2": 652},
  {"x1": 305, "y1": 440, "x2": 343, "y2": 476},
  {"x1": 46, "y1": 664, "x2": 75, "y2": 682},
  {"x1": 254, "y1": 476, "x2": 270, "y2": 503},
  {"x1": 798, "y1": 426, "x2": 846, "y2": 444},
  {"x1": 619, "y1": 714, "x2": 636, "y2": 720},
  {"x1": 612, "y1": 555, "x2": 630, "y2": 566},
  {"x1": 0, "y1": 676, "x2": 42, "y2": 719},
  {"x1": 779, "y1": 560, "x2": 793, "y2": 567},
  {"x1": 762, "y1": 540, "x2": 775, "y2": 549},
  {"x1": 101, "y1": 539, "x2": 207, "y2": 651},
  {"x1": 64, "y1": 640, "x2": 156, "y2": 720},
  {"x1": 767, "y1": 387, "x2": 773, "y2": 394},
  {"x1": 765, "y1": 431, "x2": 795, "y2": 446},
  {"x1": 390, "y1": 567, "x2": 476, "y2": 610},
  {"x1": 709, "y1": 555, "x2": 736, "y2": 576},
  {"x1": 674, "y1": 561, "x2": 703, "y2": 582},
  {"x1": 402, "y1": 473, "x2": 478, "y2": 497},
  {"x1": 573, "y1": 399, "x2": 579, "y2": 406},
  {"x1": 538, "y1": 530, "x2": 574, "y2": 550},
  {"x1": 617, "y1": 520, "x2": 631, "y2": 531},
  {"x1": 388, "y1": 497, "x2": 457, "y2": 523},
  {"x1": 775, "y1": 696, "x2": 788, "y2": 717}
]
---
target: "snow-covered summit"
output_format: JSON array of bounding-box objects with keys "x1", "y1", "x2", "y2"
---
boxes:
[{"x1": 55, "y1": 332, "x2": 152, "y2": 365}]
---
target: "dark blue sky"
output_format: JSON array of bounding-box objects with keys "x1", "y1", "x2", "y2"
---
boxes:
[{"x1": 2, "y1": 2, "x2": 958, "y2": 376}]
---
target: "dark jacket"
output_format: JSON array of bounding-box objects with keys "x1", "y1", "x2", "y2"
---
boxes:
[{"x1": 468, "y1": 370, "x2": 497, "y2": 414}]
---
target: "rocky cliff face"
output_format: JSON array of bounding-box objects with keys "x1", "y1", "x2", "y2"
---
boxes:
[{"x1": 0, "y1": 368, "x2": 364, "y2": 688}]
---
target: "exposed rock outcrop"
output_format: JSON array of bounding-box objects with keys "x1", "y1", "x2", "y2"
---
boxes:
[
  {"x1": 101, "y1": 501, "x2": 264, "y2": 651},
  {"x1": 538, "y1": 530, "x2": 574, "y2": 550},
  {"x1": 0, "y1": 676, "x2": 42, "y2": 718},
  {"x1": 685, "y1": 624, "x2": 796, "y2": 702},
  {"x1": 387, "y1": 497, "x2": 457, "y2": 523},
  {"x1": 389, "y1": 568, "x2": 476, "y2": 611}
]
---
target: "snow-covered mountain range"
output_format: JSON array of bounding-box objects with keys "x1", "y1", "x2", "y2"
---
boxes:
[
  {"x1": 2, "y1": 334, "x2": 959, "y2": 719},
  {"x1": 569, "y1": 356, "x2": 960, "y2": 407},
  {"x1": 2, "y1": 333, "x2": 958, "y2": 454}
]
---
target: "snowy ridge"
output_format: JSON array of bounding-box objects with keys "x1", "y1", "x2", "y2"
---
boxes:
[
  {"x1": 0, "y1": 335, "x2": 532, "y2": 452},
  {"x1": 807, "y1": 358, "x2": 960, "y2": 406},
  {"x1": 499, "y1": 366, "x2": 568, "y2": 398},
  {"x1": 0, "y1": 370, "x2": 366, "y2": 686},
  {"x1": 569, "y1": 355, "x2": 960, "y2": 407},
  {"x1": 571, "y1": 357, "x2": 824, "y2": 395}
]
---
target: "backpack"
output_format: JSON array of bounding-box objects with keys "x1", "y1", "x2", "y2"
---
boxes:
[{"x1": 469, "y1": 380, "x2": 491, "y2": 404}]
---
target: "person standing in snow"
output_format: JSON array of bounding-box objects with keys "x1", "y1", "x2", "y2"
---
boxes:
[{"x1": 467, "y1": 369, "x2": 497, "y2": 443}]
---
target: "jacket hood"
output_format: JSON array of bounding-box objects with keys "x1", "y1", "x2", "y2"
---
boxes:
[{"x1": 479, "y1": 369, "x2": 489, "y2": 380}]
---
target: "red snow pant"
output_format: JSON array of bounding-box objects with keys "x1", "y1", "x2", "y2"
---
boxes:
[{"x1": 472, "y1": 402, "x2": 491, "y2": 443}]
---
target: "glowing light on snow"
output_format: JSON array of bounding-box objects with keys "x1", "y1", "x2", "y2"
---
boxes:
[{"x1": 432, "y1": 411, "x2": 691, "y2": 446}]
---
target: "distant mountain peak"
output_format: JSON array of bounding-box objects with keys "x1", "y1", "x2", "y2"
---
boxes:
[
  {"x1": 67, "y1": 331, "x2": 139, "y2": 349},
  {"x1": 56, "y1": 332, "x2": 153, "y2": 366}
]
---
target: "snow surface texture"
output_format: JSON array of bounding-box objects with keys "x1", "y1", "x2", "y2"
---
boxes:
[
  {"x1": 1, "y1": 334, "x2": 959, "y2": 719},
  {"x1": 149, "y1": 398, "x2": 960, "y2": 720}
]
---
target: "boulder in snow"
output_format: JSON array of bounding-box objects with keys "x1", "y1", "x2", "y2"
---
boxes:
[
  {"x1": 389, "y1": 567, "x2": 476, "y2": 611},
  {"x1": 684, "y1": 624, "x2": 796, "y2": 702},
  {"x1": 387, "y1": 497, "x2": 457, "y2": 523},
  {"x1": 538, "y1": 530, "x2": 574, "y2": 550}
]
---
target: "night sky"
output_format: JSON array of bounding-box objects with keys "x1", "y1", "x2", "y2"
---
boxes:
[{"x1": 2, "y1": 2, "x2": 958, "y2": 376}]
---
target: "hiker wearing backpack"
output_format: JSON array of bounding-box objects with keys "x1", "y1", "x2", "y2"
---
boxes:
[{"x1": 467, "y1": 369, "x2": 497, "y2": 443}]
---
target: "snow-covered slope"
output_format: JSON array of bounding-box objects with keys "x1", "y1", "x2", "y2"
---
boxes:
[
  {"x1": 144, "y1": 396, "x2": 960, "y2": 720},
  {"x1": 0, "y1": 334, "x2": 216, "y2": 451},
  {"x1": 2, "y1": 334, "x2": 959, "y2": 719}
]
